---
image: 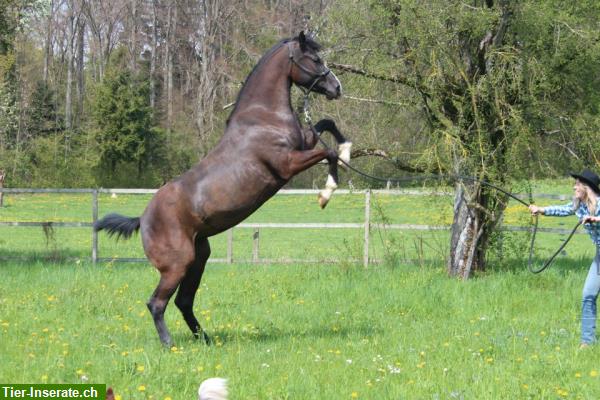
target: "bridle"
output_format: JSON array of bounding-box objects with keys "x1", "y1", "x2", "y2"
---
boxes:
[{"x1": 287, "y1": 41, "x2": 332, "y2": 94}]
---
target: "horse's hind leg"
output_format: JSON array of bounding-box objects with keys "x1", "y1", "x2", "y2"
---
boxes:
[
  {"x1": 147, "y1": 273, "x2": 184, "y2": 347},
  {"x1": 146, "y1": 237, "x2": 195, "y2": 347},
  {"x1": 174, "y1": 236, "x2": 211, "y2": 344}
]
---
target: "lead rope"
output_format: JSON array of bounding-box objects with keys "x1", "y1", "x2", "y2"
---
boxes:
[{"x1": 303, "y1": 94, "x2": 580, "y2": 273}]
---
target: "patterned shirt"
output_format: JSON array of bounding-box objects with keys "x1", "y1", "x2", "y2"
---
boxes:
[{"x1": 543, "y1": 200, "x2": 600, "y2": 246}]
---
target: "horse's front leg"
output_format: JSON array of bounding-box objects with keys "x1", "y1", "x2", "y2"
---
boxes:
[
  {"x1": 284, "y1": 146, "x2": 340, "y2": 209},
  {"x1": 282, "y1": 148, "x2": 336, "y2": 179},
  {"x1": 311, "y1": 119, "x2": 352, "y2": 167},
  {"x1": 317, "y1": 155, "x2": 339, "y2": 209}
]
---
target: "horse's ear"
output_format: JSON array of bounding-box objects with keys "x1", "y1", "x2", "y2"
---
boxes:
[{"x1": 299, "y1": 31, "x2": 307, "y2": 51}]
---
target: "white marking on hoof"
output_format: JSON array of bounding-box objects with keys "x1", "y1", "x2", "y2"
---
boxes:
[
  {"x1": 318, "y1": 174, "x2": 338, "y2": 209},
  {"x1": 338, "y1": 141, "x2": 352, "y2": 167}
]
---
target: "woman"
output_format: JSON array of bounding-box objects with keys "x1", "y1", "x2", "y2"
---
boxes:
[{"x1": 529, "y1": 169, "x2": 600, "y2": 347}]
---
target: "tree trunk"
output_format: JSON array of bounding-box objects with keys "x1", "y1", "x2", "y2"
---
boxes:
[
  {"x1": 164, "y1": 3, "x2": 174, "y2": 132},
  {"x1": 128, "y1": 0, "x2": 138, "y2": 72},
  {"x1": 75, "y1": 17, "x2": 85, "y2": 129},
  {"x1": 167, "y1": 5, "x2": 174, "y2": 132},
  {"x1": 0, "y1": 170, "x2": 5, "y2": 207},
  {"x1": 448, "y1": 181, "x2": 485, "y2": 279},
  {"x1": 65, "y1": 3, "x2": 74, "y2": 131},
  {"x1": 196, "y1": 0, "x2": 222, "y2": 152},
  {"x1": 43, "y1": 0, "x2": 55, "y2": 83},
  {"x1": 149, "y1": 0, "x2": 157, "y2": 109}
]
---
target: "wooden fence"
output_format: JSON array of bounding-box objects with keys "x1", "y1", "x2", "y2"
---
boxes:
[{"x1": 0, "y1": 188, "x2": 578, "y2": 266}]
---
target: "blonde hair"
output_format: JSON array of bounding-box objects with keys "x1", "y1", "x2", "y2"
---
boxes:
[{"x1": 573, "y1": 183, "x2": 598, "y2": 215}]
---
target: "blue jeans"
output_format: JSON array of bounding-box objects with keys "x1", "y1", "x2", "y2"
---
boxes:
[{"x1": 581, "y1": 248, "x2": 600, "y2": 344}]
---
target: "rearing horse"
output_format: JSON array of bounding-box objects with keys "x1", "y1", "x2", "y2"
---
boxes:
[{"x1": 95, "y1": 32, "x2": 351, "y2": 346}]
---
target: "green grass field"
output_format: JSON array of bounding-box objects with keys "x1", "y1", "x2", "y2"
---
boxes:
[
  {"x1": 1, "y1": 261, "x2": 599, "y2": 399},
  {"x1": 1, "y1": 181, "x2": 599, "y2": 399}
]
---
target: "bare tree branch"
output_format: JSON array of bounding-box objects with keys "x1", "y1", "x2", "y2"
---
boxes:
[
  {"x1": 350, "y1": 148, "x2": 427, "y2": 174},
  {"x1": 329, "y1": 62, "x2": 429, "y2": 97}
]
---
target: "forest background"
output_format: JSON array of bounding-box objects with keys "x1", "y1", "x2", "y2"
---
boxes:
[{"x1": 2, "y1": 0, "x2": 600, "y2": 277}]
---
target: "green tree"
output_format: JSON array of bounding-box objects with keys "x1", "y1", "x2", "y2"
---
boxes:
[
  {"x1": 27, "y1": 79, "x2": 60, "y2": 137},
  {"x1": 92, "y1": 66, "x2": 166, "y2": 187},
  {"x1": 327, "y1": 0, "x2": 600, "y2": 278}
]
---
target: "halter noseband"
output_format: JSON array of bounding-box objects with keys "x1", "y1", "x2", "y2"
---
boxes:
[{"x1": 287, "y1": 41, "x2": 331, "y2": 93}]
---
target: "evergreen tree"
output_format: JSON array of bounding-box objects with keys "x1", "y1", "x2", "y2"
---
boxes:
[{"x1": 92, "y1": 64, "x2": 166, "y2": 186}]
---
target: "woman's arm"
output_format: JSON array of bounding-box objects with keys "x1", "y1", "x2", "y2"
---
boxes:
[{"x1": 529, "y1": 203, "x2": 574, "y2": 217}]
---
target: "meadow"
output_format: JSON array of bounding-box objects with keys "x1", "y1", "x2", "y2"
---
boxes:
[{"x1": 1, "y1": 180, "x2": 599, "y2": 399}]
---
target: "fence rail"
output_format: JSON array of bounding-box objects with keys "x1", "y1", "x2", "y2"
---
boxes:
[{"x1": 0, "y1": 188, "x2": 581, "y2": 266}]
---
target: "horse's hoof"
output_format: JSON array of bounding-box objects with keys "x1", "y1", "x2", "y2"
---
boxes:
[{"x1": 318, "y1": 194, "x2": 329, "y2": 209}]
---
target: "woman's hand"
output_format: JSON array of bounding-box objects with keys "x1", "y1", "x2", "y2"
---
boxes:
[
  {"x1": 583, "y1": 216, "x2": 600, "y2": 224},
  {"x1": 529, "y1": 205, "x2": 544, "y2": 215}
]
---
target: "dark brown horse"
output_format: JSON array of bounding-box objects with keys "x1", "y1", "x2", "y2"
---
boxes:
[{"x1": 95, "y1": 32, "x2": 351, "y2": 346}]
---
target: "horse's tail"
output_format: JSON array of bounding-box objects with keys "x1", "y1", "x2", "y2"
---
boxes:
[
  {"x1": 94, "y1": 213, "x2": 140, "y2": 240},
  {"x1": 198, "y1": 378, "x2": 228, "y2": 400}
]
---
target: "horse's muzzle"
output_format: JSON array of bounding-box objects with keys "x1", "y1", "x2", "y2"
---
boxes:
[{"x1": 326, "y1": 84, "x2": 342, "y2": 100}]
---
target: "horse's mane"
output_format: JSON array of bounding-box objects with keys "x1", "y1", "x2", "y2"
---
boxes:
[{"x1": 226, "y1": 35, "x2": 322, "y2": 123}]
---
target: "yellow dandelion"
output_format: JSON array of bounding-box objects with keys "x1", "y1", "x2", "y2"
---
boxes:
[
  {"x1": 590, "y1": 370, "x2": 599, "y2": 377},
  {"x1": 351, "y1": 392, "x2": 359, "y2": 398},
  {"x1": 137, "y1": 385, "x2": 146, "y2": 392},
  {"x1": 164, "y1": 397, "x2": 172, "y2": 400},
  {"x1": 575, "y1": 372, "x2": 582, "y2": 378},
  {"x1": 137, "y1": 365, "x2": 145, "y2": 372}
]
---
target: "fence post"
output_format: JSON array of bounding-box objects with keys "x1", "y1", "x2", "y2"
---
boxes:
[
  {"x1": 253, "y1": 228, "x2": 260, "y2": 263},
  {"x1": 364, "y1": 190, "x2": 371, "y2": 268},
  {"x1": 227, "y1": 228, "x2": 234, "y2": 264},
  {"x1": 92, "y1": 189, "x2": 98, "y2": 266}
]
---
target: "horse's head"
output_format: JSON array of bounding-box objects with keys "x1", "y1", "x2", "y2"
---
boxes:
[{"x1": 288, "y1": 32, "x2": 342, "y2": 100}]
